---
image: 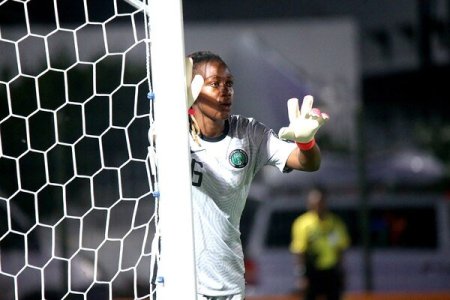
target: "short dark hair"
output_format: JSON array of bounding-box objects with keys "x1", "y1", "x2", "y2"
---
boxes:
[
  {"x1": 187, "y1": 50, "x2": 229, "y2": 73},
  {"x1": 310, "y1": 184, "x2": 328, "y2": 195},
  {"x1": 309, "y1": 185, "x2": 327, "y2": 198}
]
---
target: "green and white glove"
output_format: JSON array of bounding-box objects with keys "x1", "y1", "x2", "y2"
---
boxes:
[
  {"x1": 185, "y1": 57, "x2": 204, "y2": 108},
  {"x1": 278, "y1": 95, "x2": 329, "y2": 150}
]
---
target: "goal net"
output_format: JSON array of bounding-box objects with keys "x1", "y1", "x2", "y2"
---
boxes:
[{"x1": 0, "y1": 0, "x2": 195, "y2": 299}]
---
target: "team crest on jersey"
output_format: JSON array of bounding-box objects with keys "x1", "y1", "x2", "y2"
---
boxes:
[{"x1": 229, "y1": 149, "x2": 248, "y2": 169}]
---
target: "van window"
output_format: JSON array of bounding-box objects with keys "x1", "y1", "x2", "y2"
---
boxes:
[
  {"x1": 265, "y1": 209, "x2": 304, "y2": 248},
  {"x1": 363, "y1": 207, "x2": 437, "y2": 249},
  {"x1": 264, "y1": 206, "x2": 438, "y2": 249},
  {"x1": 241, "y1": 198, "x2": 261, "y2": 251}
]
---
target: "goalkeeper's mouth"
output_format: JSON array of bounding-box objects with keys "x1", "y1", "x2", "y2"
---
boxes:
[{"x1": 219, "y1": 102, "x2": 232, "y2": 112}]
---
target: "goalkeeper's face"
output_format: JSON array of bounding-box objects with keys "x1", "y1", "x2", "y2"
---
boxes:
[{"x1": 193, "y1": 60, "x2": 234, "y2": 121}]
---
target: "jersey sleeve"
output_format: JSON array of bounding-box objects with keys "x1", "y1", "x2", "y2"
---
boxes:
[
  {"x1": 249, "y1": 118, "x2": 296, "y2": 173},
  {"x1": 289, "y1": 216, "x2": 308, "y2": 254}
]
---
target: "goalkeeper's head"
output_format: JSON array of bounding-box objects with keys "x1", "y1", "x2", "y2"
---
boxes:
[
  {"x1": 307, "y1": 186, "x2": 328, "y2": 218},
  {"x1": 186, "y1": 51, "x2": 234, "y2": 145},
  {"x1": 188, "y1": 51, "x2": 230, "y2": 78}
]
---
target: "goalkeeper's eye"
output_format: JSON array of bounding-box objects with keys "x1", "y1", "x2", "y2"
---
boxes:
[
  {"x1": 209, "y1": 81, "x2": 220, "y2": 88},
  {"x1": 208, "y1": 80, "x2": 233, "y2": 88}
]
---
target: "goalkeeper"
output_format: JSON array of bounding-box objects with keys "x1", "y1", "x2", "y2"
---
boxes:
[{"x1": 185, "y1": 51, "x2": 329, "y2": 300}]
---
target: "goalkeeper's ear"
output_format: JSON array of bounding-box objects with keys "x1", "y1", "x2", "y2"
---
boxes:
[{"x1": 185, "y1": 57, "x2": 204, "y2": 107}]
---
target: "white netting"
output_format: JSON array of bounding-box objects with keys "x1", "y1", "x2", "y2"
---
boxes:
[{"x1": 0, "y1": 0, "x2": 159, "y2": 299}]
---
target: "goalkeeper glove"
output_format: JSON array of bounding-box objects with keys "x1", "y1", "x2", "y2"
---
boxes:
[
  {"x1": 185, "y1": 57, "x2": 204, "y2": 107},
  {"x1": 278, "y1": 95, "x2": 329, "y2": 149}
]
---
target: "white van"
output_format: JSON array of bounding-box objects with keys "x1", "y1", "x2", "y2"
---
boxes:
[{"x1": 242, "y1": 192, "x2": 450, "y2": 296}]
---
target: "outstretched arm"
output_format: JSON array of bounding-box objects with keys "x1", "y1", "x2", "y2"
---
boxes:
[
  {"x1": 286, "y1": 144, "x2": 321, "y2": 171},
  {"x1": 279, "y1": 95, "x2": 328, "y2": 171}
]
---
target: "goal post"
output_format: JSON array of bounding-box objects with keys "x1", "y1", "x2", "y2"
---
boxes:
[
  {"x1": 145, "y1": 0, "x2": 198, "y2": 299},
  {"x1": 0, "y1": 0, "x2": 196, "y2": 299}
]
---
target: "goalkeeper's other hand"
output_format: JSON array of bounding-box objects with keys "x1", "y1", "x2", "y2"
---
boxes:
[
  {"x1": 185, "y1": 57, "x2": 204, "y2": 107},
  {"x1": 278, "y1": 95, "x2": 329, "y2": 143}
]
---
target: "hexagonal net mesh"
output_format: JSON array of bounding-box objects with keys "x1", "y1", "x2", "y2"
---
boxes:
[{"x1": 0, "y1": 0, "x2": 160, "y2": 299}]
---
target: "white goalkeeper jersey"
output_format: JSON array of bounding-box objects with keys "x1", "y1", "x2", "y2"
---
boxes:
[{"x1": 189, "y1": 115, "x2": 296, "y2": 296}]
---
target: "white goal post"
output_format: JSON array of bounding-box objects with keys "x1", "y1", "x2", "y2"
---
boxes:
[
  {"x1": 133, "y1": 0, "x2": 198, "y2": 299},
  {"x1": 0, "y1": 0, "x2": 196, "y2": 299}
]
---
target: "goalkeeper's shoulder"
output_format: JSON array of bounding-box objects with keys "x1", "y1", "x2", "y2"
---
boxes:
[
  {"x1": 231, "y1": 115, "x2": 276, "y2": 137},
  {"x1": 231, "y1": 114, "x2": 271, "y2": 129}
]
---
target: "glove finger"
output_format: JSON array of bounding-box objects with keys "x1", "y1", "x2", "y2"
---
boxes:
[
  {"x1": 300, "y1": 95, "x2": 313, "y2": 118},
  {"x1": 287, "y1": 98, "x2": 300, "y2": 123},
  {"x1": 316, "y1": 112, "x2": 330, "y2": 126},
  {"x1": 278, "y1": 127, "x2": 295, "y2": 140},
  {"x1": 320, "y1": 112, "x2": 330, "y2": 124},
  {"x1": 185, "y1": 57, "x2": 194, "y2": 85},
  {"x1": 311, "y1": 108, "x2": 321, "y2": 118},
  {"x1": 189, "y1": 75, "x2": 204, "y2": 106}
]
